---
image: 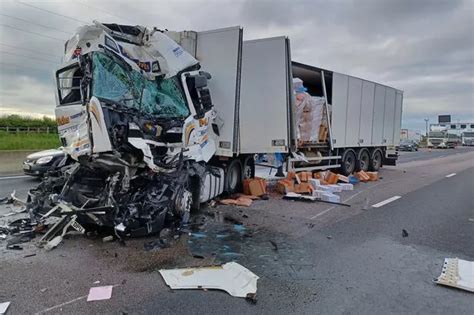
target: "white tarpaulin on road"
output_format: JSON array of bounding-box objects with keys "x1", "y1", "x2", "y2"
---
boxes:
[
  {"x1": 435, "y1": 258, "x2": 474, "y2": 292},
  {"x1": 159, "y1": 262, "x2": 259, "y2": 298}
]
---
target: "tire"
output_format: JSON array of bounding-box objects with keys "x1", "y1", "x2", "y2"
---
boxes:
[
  {"x1": 356, "y1": 149, "x2": 370, "y2": 172},
  {"x1": 369, "y1": 149, "x2": 383, "y2": 171},
  {"x1": 241, "y1": 155, "x2": 255, "y2": 180},
  {"x1": 225, "y1": 159, "x2": 242, "y2": 194},
  {"x1": 340, "y1": 149, "x2": 357, "y2": 176}
]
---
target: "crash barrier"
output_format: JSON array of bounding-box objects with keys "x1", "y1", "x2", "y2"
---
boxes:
[{"x1": 0, "y1": 126, "x2": 58, "y2": 134}]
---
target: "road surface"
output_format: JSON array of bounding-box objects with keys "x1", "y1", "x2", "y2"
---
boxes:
[{"x1": 0, "y1": 147, "x2": 473, "y2": 314}]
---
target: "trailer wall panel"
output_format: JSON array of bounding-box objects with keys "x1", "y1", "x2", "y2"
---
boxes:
[
  {"x1": 394, "y1": 92, "x2": 403, "y2": 145},
  {"x1": 383, "y1": 88, "x2": 396, "y2": 145},
  {"x1": 345, "y1": 77, "x2": 363, "y2": 147},
  {"x1": 359, "y1": 81, "x2": 375, "y2": 145},
  {"x1": 331, "y1": 73, "x2": 349, "y2": 148},
  {"x1": 372, "y1": 85, "x2": 386, "y2": 145}
]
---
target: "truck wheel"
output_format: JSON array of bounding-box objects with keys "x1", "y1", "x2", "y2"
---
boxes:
[
  {"x1": 356, "y1": 149, "x2": 370, "y2": 172},
  {"x1": 340, "y1": 149, "x2": 356, "y2": 176},
  {"x1": 225, "y1": 159, "x2": 242, "y2": 194},
  {"x1": 369, "y1": 149, "x2": 383, "y2": 171},
  {"x1": 242, "y1": 155, "x2": 255, "y2": 180}
]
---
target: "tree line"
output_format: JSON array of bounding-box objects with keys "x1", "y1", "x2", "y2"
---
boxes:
[{"x1": 0, "y1": 115, "x2": 57, "y2": 128}]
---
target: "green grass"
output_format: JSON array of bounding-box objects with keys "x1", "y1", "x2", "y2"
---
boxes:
[{"x1": 0, "y1": 131, "x2": 61, "y2": 150}]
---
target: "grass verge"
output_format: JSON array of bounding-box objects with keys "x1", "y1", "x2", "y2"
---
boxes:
[{"x1": 0, "y1": 131, "x2": 61, "y2": 150}]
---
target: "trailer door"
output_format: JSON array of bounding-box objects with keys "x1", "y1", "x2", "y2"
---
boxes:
[
  {"x1": 196, "y1": 26, "x2": 243, "y2": 156},
  {"x1": 372, "y1": 84, "x2": 386, "y2": 145},
  {"x1": 383, "y1": 88, "x2": 396, "y2": 145},
  {"x1": 393, "y1": 91, "x2": 403, "y2": 145},
  {"x1": 239, "y1": 37, "x2": 291, "y2": 154}
]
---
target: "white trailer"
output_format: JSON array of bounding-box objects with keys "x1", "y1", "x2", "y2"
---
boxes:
[{"x1": 172, "y1": 28, "x2": 403, "y2": 181}]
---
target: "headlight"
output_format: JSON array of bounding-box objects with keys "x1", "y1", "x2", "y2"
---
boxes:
[{"x1": 36, "y1": 156, "x2": 53, "y2": 164}]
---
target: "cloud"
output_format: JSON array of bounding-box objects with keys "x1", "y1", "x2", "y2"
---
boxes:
[{"x1": 0, "y1": 0, "x2": 473, "y2": 132}]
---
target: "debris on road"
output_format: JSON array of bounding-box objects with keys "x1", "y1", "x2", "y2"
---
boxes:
[
  {"x1": 219, "y1": 196, "x2": 253, "y2": 207},
  {"x1": 0, "y1": 301, "x2": 10, "y2": 315},
  {"x1": 402, "y1": 229, "x2": 409, "y2": 237},
  {"x1": 87, "y1": 285, "x2": 114, "y2": 302},
  {"x1": 435, "y1": 258, "x2": 474, "y2": 292},
  {"x1": 159, "y1": 262, "x2": 259, "y2": 299}
]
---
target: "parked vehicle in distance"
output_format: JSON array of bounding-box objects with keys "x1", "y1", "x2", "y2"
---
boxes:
[
  {"x1": 23, "y1": 148, "x2": 67, "y2": 177},
  {"x1": 397, "y1": 140, "x2": 418, "y2": 151},
  {"x1": 428, "y1": 131, "x2": 459, "y2": 149},
  {"x1": 461, "y1": 131, "x2": 474, "y2": 146}
]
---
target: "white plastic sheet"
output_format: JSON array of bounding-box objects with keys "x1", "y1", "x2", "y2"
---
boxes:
[{"x1": 159, "y1": 262, "x2": 259, "y2": 298}]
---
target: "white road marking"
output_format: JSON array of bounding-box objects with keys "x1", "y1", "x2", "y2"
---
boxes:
[
  {"x1": 34, "y1": 295, "x2": 87, "y2": 314},
  {"x1": 0, "y1": 175, "x2": 30, "y2": 180},
  {"x1": 372, "y1": 196, "x2": 401, "y2": 208},
  {"x1": 445, "y1": 173, "x2": 456, "y2": 178}
]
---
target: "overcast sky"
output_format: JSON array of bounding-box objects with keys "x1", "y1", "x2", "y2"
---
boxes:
[{"x1": 0, "y1": 0, "x2": 473, "y2": 132}]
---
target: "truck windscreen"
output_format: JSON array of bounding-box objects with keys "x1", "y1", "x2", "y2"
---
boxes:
[{"x1": 91, "y1": 52, "x2": 189, "y2": 118}]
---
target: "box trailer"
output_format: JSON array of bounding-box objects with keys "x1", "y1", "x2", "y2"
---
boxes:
[{"x1": 171, "y1": 27, "x2": 403, "y2": 177}]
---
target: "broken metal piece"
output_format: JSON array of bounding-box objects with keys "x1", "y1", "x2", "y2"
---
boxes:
[
  {"x1": 159, "y1": 262, "x2": 259, "y2": 298},
  {"x1": 38, "y1": 214, "x2": 85, "y2": 249},
  {"x1": 435, "y1": 258, "x2": 474, "y2": 292}
]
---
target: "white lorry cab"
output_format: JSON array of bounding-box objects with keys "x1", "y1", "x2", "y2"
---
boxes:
[{"x1": 462, "y1": 131, "x2": 474, "y2": 146}]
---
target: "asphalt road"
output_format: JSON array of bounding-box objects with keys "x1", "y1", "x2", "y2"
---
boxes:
[
  {"x1": 397, "y1": 146, "x2": 474, "y2": 163},
  {"x1": 1, "y1": 148, "x2": 473, "y2": 314}
]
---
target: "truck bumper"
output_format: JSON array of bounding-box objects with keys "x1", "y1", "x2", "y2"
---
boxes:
[{"x1": 384, "y1": 153, "x2": 398, "y2": 166}]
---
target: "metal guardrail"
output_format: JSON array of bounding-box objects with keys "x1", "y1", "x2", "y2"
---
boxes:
[{"x1": 0, "y1": 126, "x2": 58, "y2": 134}]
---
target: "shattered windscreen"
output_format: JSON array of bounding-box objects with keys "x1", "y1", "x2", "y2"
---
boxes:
[{"x1": 92, "y1": 52, "x2": 189, "y2": 118}]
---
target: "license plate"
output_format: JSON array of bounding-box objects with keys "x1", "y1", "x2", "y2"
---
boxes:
[{"x1": 23, "y1": 164, "x2": 30, "y2": 170}]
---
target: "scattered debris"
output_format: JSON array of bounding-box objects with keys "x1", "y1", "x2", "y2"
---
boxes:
[
  {"x1": 468, "y1": 218, "x2": 474, "y2": 222},
  {"x1": 40, "y1": 288, "x2": 48, "y2": 293},
  {"x1": 94, "y1": 281, "x2": 100, "y2": 284},
  {"x1": 0, "y1": 301, "x2": 10, "y2": 315},
  {"x1": 402, "y1": 229, "x2": 409, "y2": 237},
  {"x1": 159, "y1": 262, "x2": 259, "y2": 298},
  {"x1": 435, "y1": 258, "x2": 474, "y2": 292},
  {"x1": 269, "y1": 240, "x2": 278, "y2": 251},
  {"x1": 87, "y1": 285, "x2": 114, "y2": 302},
  {"x1": 219, "y1": 196, "x2": 253, "y2": 207},
  {"x1": 283, "y1": 192, "x2": 350, "y2": 207},
  {"x1": 23, "y1": 253, "x2": 36, "y2": 258},
  {"x1": 102, "y1": 236, "x2": 114, "y2": 243},
  {"x1": 6, "y1": 245, "x2": 23, "y2": 250},
  {"x1": 326, "y1": 235, "x2": 332, "y2": 239}
]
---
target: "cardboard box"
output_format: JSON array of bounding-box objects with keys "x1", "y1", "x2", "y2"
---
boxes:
[
  {"x1": 309, "y1": 178, "x2": 321, "y2": 190},
  {"x1": 294, "y1": 182, "x2": 312, "y2": 194},
  {"x1": 247, "y1": 178, "x2": 267, "y2": 196},
  {"x1": 366, "y1": 172, "x2": 378, "y2": 181},
  {"x1": 337, "y1": 174, "x2": 349, "y2": 183},
  {"x1": 355, "y1": 171, "x2": 370, "y2": 182},
  {"x1": 327, "y1": 184, "x2": 343, "y2": 193},
  {"x1": 338, "y1": 183, "x2": 354, "y2": 191},
  {"x1": 276, "y1": 179, "x2": 294, "y2": 194},
  {"x1": 243, "y1": 179, "x2": 251, "y2": 195},
  {"x1": 324, "y1": 171, "x2": 339, "y2": 185},
  {"x1": 312, "y1": 189, "x2": 326, "y2": 198},
  {"x1": 321, "y1": 192, "x2": 340, "y2": 203}
]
